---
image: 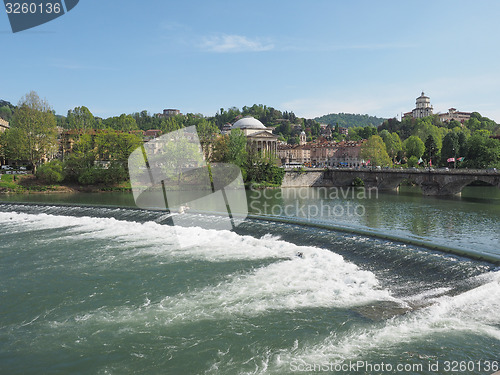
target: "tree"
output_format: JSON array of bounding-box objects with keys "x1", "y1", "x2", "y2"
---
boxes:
[
  {"x1": 36, "y1": 160, "x2": 64, "y2": 183},
  {"x1": 226, "y1": 129, "x2": 247, "y2": 167},
  {"x1": 440, "y1": 132, "x2": 459, "y2": 165},
  {"x1": 457, "y1": 132, "x2": 468, "y2": 157},
  {"x1": 8, "y1": 91, "x2": 57, "y2": 173},
  {"x1": 0, "y1": 131, "x2": 11, "y2": 165},
  {"x1": 195, "y1": 119, "x2": 219, "y2": 160},
  {"x1": 361, "y1": 135, "x2": 391, "y2": 166},
  {"x1": 62, "y1": 133, "x2": 97, "y2": 182},
  {"x1": 210, "y1": 129, "x2": 247, "y2": 168},
  {"x1": 414, "y1": 119, "x2": 444, "y2": 151},
  {"x1": 424, "y1": 135, "x2": 438, "y2": 164},
  {"x1": 244, "y1": 149, "x2": 283, "y2": 185},
  {"x1": 95, "y1": 131, "x2": 142, "y2": 163},
  {"x1": 103, "y1": 114, "x2": 138, "y2": 131},
  {"x1": 358, "y1": 126, "x2": 378, "y2": 139},
  {"x1": 381, "y1": 131, "x2": 402, "y2": 163},
  {"x1": 0, "y1": 106, "x2": 12, "y2": 121},
  {"x1": 464, "y1": 134, "x2": 500, "y2": 169},
  {"x1": 403, "y1": 135, "x2": 425, "y2": 159},
  {"x1": 66, "y1": 106, "x2": 95, "y2": 130}
]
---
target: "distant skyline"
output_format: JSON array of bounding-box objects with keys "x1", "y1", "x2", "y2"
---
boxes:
[{"x1": 2, "y1": 0, "x2": 500, "y2": 122}]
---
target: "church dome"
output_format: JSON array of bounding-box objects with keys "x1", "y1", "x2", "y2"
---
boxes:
[
  {"x1": 418, "y1": 91, "x2": 430, "y2": 100},
  {"x1": 232, "y1": 116, "x2": 266, "y2": 129}
]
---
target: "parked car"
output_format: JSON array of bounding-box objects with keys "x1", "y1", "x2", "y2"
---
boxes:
[{"x1": 1, "y1": 165, "x2": 13, "y2": 170}]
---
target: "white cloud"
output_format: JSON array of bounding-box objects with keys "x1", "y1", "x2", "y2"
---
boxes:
[{"x1": 200, "y1": 34, "x2": 274, "y2": 53}]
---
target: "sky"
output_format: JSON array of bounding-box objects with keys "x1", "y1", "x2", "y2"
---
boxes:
[{"x1": 2, "y1": 0, "x2": 500, "y2": 122}]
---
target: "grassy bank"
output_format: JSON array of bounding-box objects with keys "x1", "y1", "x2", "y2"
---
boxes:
[{"x1": 0, "y1": 174, "x2": 132, "y2": 194}]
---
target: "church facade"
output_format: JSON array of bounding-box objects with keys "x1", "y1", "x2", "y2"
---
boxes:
[{"x1": 231, "y1": 116, "x2": 278, "y2": 155}]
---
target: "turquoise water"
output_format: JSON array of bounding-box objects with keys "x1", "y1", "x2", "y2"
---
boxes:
[{"x1": 0, "y1": 187, "x2": 499, "y2": 374}]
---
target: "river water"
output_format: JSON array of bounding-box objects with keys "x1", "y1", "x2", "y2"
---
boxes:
[{"x1": 0, "y1": 186, "x2": 499, "y2": 374}]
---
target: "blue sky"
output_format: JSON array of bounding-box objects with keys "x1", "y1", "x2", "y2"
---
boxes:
[{"x1": 2, "y1": 0, "x2": 500, "y2": 122}]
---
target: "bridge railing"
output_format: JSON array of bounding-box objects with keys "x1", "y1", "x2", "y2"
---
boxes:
[{"x1": 324, "y1": 167, "x2": 498, "y2": 175}]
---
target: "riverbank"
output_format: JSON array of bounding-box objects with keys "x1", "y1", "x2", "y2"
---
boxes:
[
  {"x1": 0, "y1": 174, "x2": 284, "y2": 194},
  {"x1": 0, "y1": 174, "x2": 132, "y2": 194}
]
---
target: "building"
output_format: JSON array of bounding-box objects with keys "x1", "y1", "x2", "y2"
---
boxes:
[
  {"x1": 438, "y1": 108, "x2": 471, "y2": 124},
  {"x1": 338, "y1": 127, "x2": 349, "y2": 136},
  {"x1": 328, "y1": 140, "x2": 365, "y2": 168},
  {"x1": 156, "y1": 109, "x2": 181, "y2": 118},
  {"x1": 144, "y1": 129, "x2": 162, "y2": 141},
  {"x1": 231, "y1": 116, "x2": 278, "y2": 155},
  {"x1": 278, "y1": 143, "x2": 312, "y2": 167},
  {"x1": 299, "y1": 131, "x2": 306, "y2": 145},
  {"x1": 278, "y1": 138, "x2": 365, "y2": 168},
  {"x1": 0, "y1": 118, "x2": 9, "y2": 132},
  {"x1": 221, "y1": 123, "x2": 232, "y2": 135},
  {"x1": 411, "y1": 92, "x2": 433, "y2": 119}
]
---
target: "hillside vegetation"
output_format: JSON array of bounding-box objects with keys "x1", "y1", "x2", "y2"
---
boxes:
[{"x1": 315, "y1": 113, "x2": 386, "y2": 128}]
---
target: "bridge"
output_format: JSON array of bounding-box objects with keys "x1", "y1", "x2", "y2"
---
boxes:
[{"x1": 282, "y1": 168, "x2": 500, "y2": 196}]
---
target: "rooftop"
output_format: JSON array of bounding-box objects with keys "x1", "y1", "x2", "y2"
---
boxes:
[{"x1": 232, "y1": 116, "x2": 266, "y2": 129}]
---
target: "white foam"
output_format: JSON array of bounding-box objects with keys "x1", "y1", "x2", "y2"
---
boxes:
[
  {"x1": 69, "y1": 246, "x2": 396, "y2": 329},
  {"x1": 4, "y1": 212, "x2": 396, "y2": 325},
  {"x1": 157, "y1": 248, "x2": 395, "y2": 316},
  {"x1": 271, "y1": 271, "x2": 500, "y2": 369}
]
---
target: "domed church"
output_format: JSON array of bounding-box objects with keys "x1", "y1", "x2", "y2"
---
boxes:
[
  {"x1": 231, "y1": 116, "x2": 278, "y2": 154},
  {"x1": 412, "y1": 92, "x2": 433, "y2": 118}
]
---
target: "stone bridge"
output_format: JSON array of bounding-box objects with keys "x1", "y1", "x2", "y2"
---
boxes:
[{"x1": 282, "y1": 168, "x2": 500, "y2": 195}]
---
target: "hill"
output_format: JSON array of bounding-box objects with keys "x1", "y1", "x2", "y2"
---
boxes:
[
  {"x1": 0, "y1": 99, "x2": 15, "y2": 121},
  {"x1": 0, "y1": 100, "x2": 15, "y2": 109},
  {"x1": 314, "y1": 113, "x2": 386, "y2": 128}
]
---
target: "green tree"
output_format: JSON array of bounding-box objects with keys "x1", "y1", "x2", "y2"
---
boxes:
[
  {"x1": 358, "y1": 126, "x2": 378, "y2": 139},
  {"x1": 160, "y1": 116, "x2": 183, "y2": 134},
  {"x1": 195, "y1": 119, "x2": 219, "y2": 160},
  {"x1": 403, "y1": 135, "x2": 425, "y2": 159},
  {"x1": 424, "y1": 135, "x2": 438, "y2": 164},
  {"x1": 36, "y1": 160, "x2": 64, "y2": 183},
  {"x1": 103, "y1": 114, "x2": 138, "y2": 131},
  {"x1": 8, "y1": 91, "x2": 57, "y2": 173},
  {"x1": 210, "y1": 130, "x2": 248, "y2": 168},
  {"x1": 407, "y1": 156, "x2": 419, "y2": 168},
  {"x1": 361, "y1": 135, "x2": 391, "y2": 166},
  {"x1": 0, "y1": 106, "x2": 12, "y2": 121},
  {"x1": 457, "y1": 132, "x2": 468, "y2": 157},
  {"x1": 66, "y1": 106, "x2": 95, "y2": 130},
  {"x1": 95, "y1": 131, "x2": 142, "y2": 163},
  {"x1": 464, "y1": 134, "x2": 500, "y2": 169},
  {"x1": 414, "y1": 119, "x2": 444, "y2": 151},
  {"x1": 440, "y1": 132, "x2": 459, "y2": 165},
  {"x1": 0, "y1": 131, "x2": 11, "y2": 165},
  {"x1": 245, "y1": 149, "x2": 283, "y2": 185},
  {"x1": 381, "y1": 131, "x2": 402, "y2": 163},
  {"x1": 226, "y1": 129, "x2": 247, "y2": 167}
]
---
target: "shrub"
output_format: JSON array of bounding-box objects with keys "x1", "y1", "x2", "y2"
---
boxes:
[
  {"x1": 78, "y1": 167, "x2": 100, "y2": 185},
  {"x1": 77, "y1": 163, "x2": 127, "y2": 185},
  {"x1": 36, "y1": 160, "x2": 64, "y2": 184},
  {"x1": 352, "y1": 177, "x2": 365, "y2": 187},
  {"x1": 63, "y1": 153, "x2": 95, "y2": 182},
  {"x1": 407, "y1": 156, "x2": 419, "y2": 168}
]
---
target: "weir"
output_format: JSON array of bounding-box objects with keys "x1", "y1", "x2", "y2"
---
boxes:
[
  {"x1": 282, "y1": 168, "x2": 500, "y2": 196},
  {"x1": 2, "y1": 201, "x2": 498, "y2": 264},
  {"x1": 246, "y1": 214, "x2": 500, "y2": 265}
]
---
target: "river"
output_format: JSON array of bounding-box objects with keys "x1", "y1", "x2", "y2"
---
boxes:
[{"x1": 0, "y1": 186, "x2": 499, "y2": 374}]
